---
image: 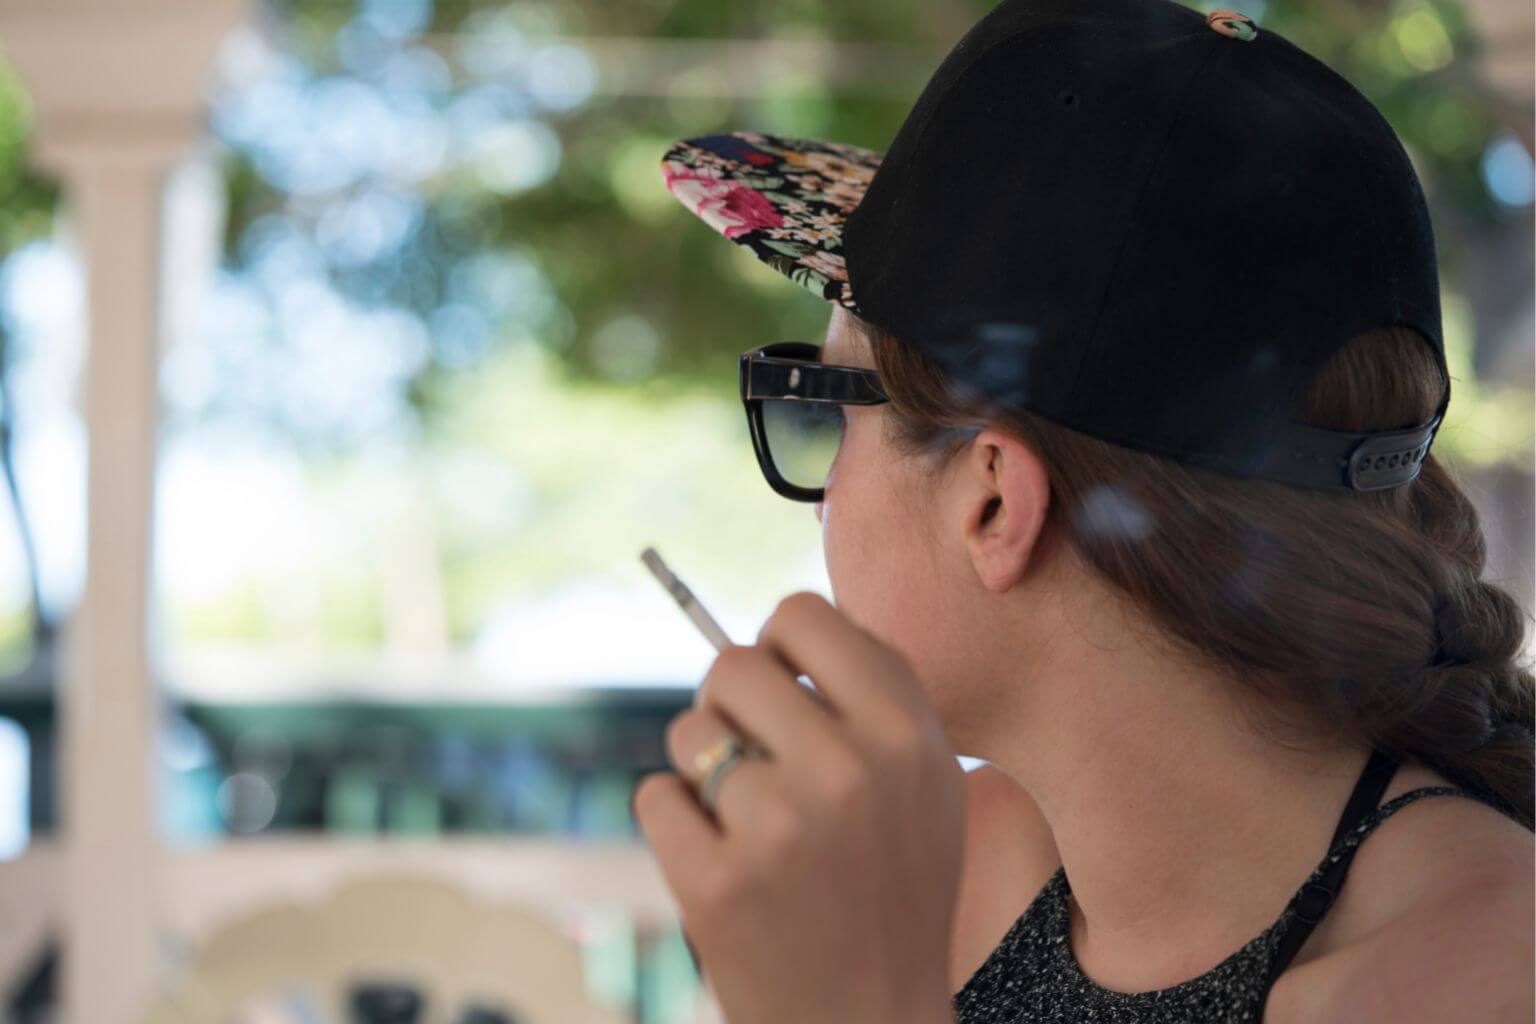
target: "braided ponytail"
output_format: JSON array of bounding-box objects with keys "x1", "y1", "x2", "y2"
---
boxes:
[{"x1": 1372, "y1": 462, "x2": 1536, "y2": 829}]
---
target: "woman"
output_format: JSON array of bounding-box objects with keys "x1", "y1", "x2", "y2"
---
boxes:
[{"x1": 631, "y1": 1, "x2": 1535, "y2": 1021}]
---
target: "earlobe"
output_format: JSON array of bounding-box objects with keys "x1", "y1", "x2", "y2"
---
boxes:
[{"x1": 971, "y1": 500, "x2": 1028, "y2": 594}]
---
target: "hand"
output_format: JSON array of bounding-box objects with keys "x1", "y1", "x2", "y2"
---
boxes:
[{"x1": 632, "y1": 591, "x2": 967, "y2": 1024}]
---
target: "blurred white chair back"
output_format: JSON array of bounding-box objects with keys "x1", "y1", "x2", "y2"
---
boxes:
[{"x1": 138, "y1": 872, "x2": 628, "y2": 1024}]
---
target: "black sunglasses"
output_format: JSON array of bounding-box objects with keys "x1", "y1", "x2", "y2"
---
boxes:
[{"x1": 739, "y1": 341, "x2": 890, "y2": 502}]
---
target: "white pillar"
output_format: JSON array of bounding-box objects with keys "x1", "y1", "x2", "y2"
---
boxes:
[
  {"x1": 53, "y1": 148, "x2": 173, "y2": 1024},
  {"x1": 0, "y1": 3, "x2": 248, "y2": 1021}
]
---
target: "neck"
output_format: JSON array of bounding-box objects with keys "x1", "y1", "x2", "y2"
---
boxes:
[{"x1": 973, "y1": 614, "x2": 1370, "y2": 987}]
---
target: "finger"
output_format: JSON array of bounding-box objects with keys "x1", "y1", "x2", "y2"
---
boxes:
[
  {"x1": 664, "y1": 706, "x2": 778, "y2": 833},
  {"x1": 697, "y1": 645, "x2": 845, "y2": 767},
  {"x1": 704, "y1": 753, "x2": 777, "y2": 838},
  {"x1": 632, "y1": 771, "x2": 727, "y2": 904},
  {"x1": 755, "y1": 591, "x2": 924, "y2": 726}
]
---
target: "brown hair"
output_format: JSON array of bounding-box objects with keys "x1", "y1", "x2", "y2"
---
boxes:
[{"x1": 856, "y1": 314, "x2": 1535, "y2": 830}]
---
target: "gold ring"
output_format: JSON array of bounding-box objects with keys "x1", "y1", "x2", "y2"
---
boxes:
[
  {"x1": 690, "y1": 734, "x2": 745, "y2": 787},
  {"x1": 689, "y1": 734, "x2": 768, "y2": 815}
]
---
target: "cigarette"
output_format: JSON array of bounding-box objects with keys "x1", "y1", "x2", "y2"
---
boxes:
[{"x1": 640, "y1": 546, "x2": 735, "y2": 652}]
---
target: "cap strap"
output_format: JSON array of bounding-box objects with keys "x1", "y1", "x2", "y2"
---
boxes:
[{"x1": 1250, "y1": 413, "x2": 1442, "y2": 491}]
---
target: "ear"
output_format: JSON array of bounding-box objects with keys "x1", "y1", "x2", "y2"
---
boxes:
[{"x1": 955, "y1": 426, "x2": 1051, "y2": 594}]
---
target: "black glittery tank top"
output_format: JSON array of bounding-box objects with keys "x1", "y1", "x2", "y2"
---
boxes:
[{"x1": 951, "y1": 748, "x2": 1509, "y2": 1023}]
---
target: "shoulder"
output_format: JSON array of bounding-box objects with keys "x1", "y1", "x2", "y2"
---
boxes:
[
  {"x1": 959, "y1": 764, "x2": 1059, "y2": 876},
  {"x1": 947, "y1": 764, "x2": 1060, "y2": 994},
  {"x1": 1266, "y1": 763, "x2": 1534, "y2": 1023}
]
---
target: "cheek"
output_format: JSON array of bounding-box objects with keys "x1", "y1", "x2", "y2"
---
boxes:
[
  {"x1": 820, "y1": 424, "x2": 877, "y2": 598},
  {"x1": 820, "y1": 428, "x2": 928, "y2": 641},
  {"x1": 825, "y1": 504, "x2": 947, "y2": 714}
]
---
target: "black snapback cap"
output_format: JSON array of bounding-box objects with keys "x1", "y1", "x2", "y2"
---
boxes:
[{"x1": 660, "y1": 0, "x2": 1450, "y2": 492}]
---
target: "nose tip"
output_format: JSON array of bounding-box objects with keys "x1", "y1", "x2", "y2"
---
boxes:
[{"x1": 814, "y1": 499, "x2": 824, "y2": 524}]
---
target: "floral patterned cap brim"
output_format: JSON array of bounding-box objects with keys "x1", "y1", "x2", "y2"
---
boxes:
[{"x1": 660, "y1": 130, "x2": 881, "y2": 309}]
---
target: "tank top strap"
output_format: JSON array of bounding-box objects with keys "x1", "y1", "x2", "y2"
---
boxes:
[{"x1": 1260, "y1": 746, "x2": 1499, "y2": 1000}]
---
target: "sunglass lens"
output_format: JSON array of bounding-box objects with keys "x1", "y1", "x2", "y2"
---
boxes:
[{"x1": 761, "y1": 399, "x2": 844, "y2": 492}]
